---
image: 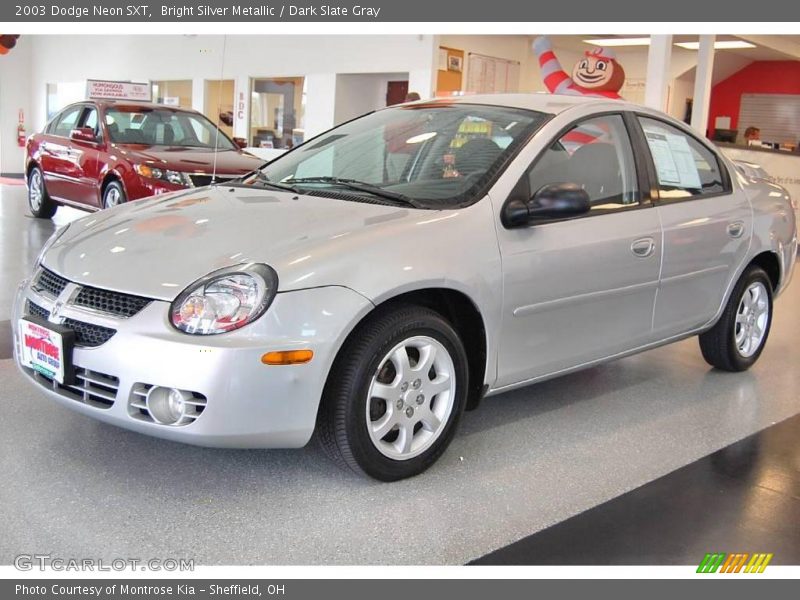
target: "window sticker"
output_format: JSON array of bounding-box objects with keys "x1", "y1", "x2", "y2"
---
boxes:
[{"x1": 644, "y1": 127, "x2": 702, "y2": 190}]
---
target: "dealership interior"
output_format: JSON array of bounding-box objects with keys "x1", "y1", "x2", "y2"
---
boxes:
[{"x1": 0, "y1": 34, "x2": 799, "y2": 566}]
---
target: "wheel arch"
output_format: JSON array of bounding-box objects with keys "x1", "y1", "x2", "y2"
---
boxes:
[
  {"x1": 749, "y1": 250, "x2": 781, "y2": 292},
  {"x1": 99, "y1": 171, "x2": 128, "y2": 205},
  {"x1": 325, "y1": 286, "x2": 489, "y2": 412},
  {"x1": 25, "y1": 159, "x2": 39, "y2": 179}
]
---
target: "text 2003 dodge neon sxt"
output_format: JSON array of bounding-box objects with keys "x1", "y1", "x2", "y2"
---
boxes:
[{"x1": 13, "y1": 94, "x2": 797, "y2": 480}]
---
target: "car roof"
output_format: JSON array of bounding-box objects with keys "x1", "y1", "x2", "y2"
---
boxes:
[
  {"x1": 94, "y1": 99, "x2": 199, "y2": 113},
  {"x1": 409, "y1": 93, "x2": 645, "y2": 116},
  {"x1": 65, "y1": 99, "x2": 200, "y2": 114}
]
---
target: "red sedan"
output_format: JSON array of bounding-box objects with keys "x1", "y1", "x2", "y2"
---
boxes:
[{"x1": 25, "y1": 100, "x2": 265, "y2": 218}]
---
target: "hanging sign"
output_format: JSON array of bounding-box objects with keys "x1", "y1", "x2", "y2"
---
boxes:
[{"x1": 86, "y1": 79, "x2": 152, "y2": 102}]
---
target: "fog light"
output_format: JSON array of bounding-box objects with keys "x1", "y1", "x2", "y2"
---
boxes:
[{"x1": 146, "y1": 386, "x2": 193, "y2": 425}]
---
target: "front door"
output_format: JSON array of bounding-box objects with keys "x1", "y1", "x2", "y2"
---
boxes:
[
  {"x1": 70, "y1": 106, "x2": 104, "y2": 208},
  {"x1": 495, "y1": 114, "x2": 662, "y2": 388}
]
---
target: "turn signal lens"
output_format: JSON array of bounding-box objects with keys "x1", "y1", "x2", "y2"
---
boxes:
[{"x1": 261, "y1": 350, "x2": 314, "y2": 365}]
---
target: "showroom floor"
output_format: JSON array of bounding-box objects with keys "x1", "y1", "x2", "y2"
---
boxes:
[{"x1": 0, "y1": 183, "x2": 798, "y2": 565}]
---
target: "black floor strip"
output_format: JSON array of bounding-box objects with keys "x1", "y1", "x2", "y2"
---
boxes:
[{"x1": 471, "y1": 413, "x2": 800, "y2": 565}]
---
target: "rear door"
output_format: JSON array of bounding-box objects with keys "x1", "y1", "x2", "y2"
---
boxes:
[
  {"x1": 634, "y1": 116, "x2": 752, "y2": 338},
  {"x1": 494, "y1": 113, "x2": 662, "y2": 387}
]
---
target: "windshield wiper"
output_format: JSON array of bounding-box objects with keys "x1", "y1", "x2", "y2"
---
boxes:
[
  {"x1": 236, "y1": 170, "x2": 301, "y2": 194},
  {"x1": 286, "y1": 176, "x2": 422, "y2": 208}
]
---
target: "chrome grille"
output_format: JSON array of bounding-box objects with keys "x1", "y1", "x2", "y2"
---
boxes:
[
  {"x1": 26, "y1": 300, "x2": 50, "y2": 321},
  {"x1": 26, "y1": 301, "x2": 116, "y2": 347},
  {"x1": 74, "y1": 286, "x2": 151, "y2": 318},
  {"x1": 129, "y1": 383, "x2": 208, "y2": 425},
  {"x1": 27, "y1": 366, "x2": 119, "y2": 409},
  {"x1": 33, "y1": 268, "x2": 68, "y2": 298},
  {"x1": 62, "y1": 318, "x2": 116, "y2": 347}
]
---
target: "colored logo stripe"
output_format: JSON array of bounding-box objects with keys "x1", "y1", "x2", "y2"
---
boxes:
[
  {"x1": 697, "y1": 552, "x2": 773, "y2": 573},
  {"x1": 697, "y1": 553, "x2": 726, "y2": 573},
  {"x1": 745, "y1": 553, "x2": 773, "y2": 573}
]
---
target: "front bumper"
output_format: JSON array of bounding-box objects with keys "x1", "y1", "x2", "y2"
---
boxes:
[{"x1": 12, "y1": 277, "x2": 373, "y2": 448}]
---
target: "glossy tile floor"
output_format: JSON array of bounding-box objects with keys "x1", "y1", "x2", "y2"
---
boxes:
[
  {"x1": 0, "y1": 184, "x2": 798, "y2": 565},
  {"x1": 473, "y1": 413, "x2": 800, "y2": 564}
]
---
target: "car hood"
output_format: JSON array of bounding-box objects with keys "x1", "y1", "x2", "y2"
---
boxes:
[
  {"x1": 42, "y1": 186, "x2": 422, "y2": 301},
  {"x1": 113, "y1": 146, "x2": 264, "y2": 174}
]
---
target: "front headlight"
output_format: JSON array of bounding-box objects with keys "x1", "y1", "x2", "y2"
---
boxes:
[
  {"x1": 36, "y1": 223, "x2": 70, "y2": 266},
  {"x1": 135, "y1": 164, "x2": 193, "y2": 187},
  {"x1": 170, "y1": 264, "x2": 278, "y2": 335}
]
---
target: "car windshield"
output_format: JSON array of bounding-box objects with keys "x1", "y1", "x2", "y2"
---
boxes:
[
  {"x1": 259, "y1": 103, "x2": 549, "y2": 207},
  {"x1": 104, "y1": 106, "x2": 236, "y2": 150}
]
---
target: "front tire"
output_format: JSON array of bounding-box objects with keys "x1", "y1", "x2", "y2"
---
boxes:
[
  {"x1": 699, "y1": 265, "x2": 773, "y2": 372},
  {"x1": 317, "y1": 305, "x2": 469, "y2": 481},
  {"x1": 27, "y1": 166, "x2": 57, "y2": 219},
  {"x1": 102, "y1": 180, "x2": 126, "y2": 209}
]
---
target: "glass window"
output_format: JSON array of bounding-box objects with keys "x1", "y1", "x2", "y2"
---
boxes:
[
  {"x1": 250, "y1": 77, "x2": 306, "y2": 149},
  {"x1": 81, "y1": 108, "x2": 100, "y2": 139},
  {"x1": 45, "y1": 82, "x2": 85, "y2": 120},
  {"x1": 205, "y1": 79, "x2": 235, "y2": 139},
  {"x1": 152, "y1": 80, "x2": 193, "y2": 109},
  {"x1": 526, "y1": 114, "x2": 639, "y2": 214},
  {"x1": 259, "y1": 104, "x2": 548, "y2": 207},
  {"x1": 638, "y1": 117, "x2": 726, "y2": 199},
  {"x1": 51, "y1": 106, "x2": 83, "y2": 138},
  {"x1": 104, "y1": 106, "x2": 236, "y2": 150}
]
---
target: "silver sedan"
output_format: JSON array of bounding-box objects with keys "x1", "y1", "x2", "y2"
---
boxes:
[{"x1": 13, "y1": 94, "x2": 797, "y2": 480}]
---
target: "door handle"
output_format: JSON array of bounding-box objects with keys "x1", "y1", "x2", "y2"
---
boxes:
[
  {"x1": 727, "y1": 221, "x2": 745, "y2": 238},
  {"x1": 631, "y1": 237, "x2": 656, "y2": 258}
]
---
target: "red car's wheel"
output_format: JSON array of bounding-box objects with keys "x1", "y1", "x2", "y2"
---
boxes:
[
  {"x1": 103, "y1": 180, "x2": 127, "y2": 209},
  {"x1": 28, "y1": 166, "x2": 57, "y2": 219}
]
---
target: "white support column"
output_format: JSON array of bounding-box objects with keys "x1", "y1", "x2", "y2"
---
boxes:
[
  {"x1": 304, "y1": 73, "x2": 338, "y2": 138},
  {"x1": 690, "y1": 35, "x2": 716, "y2": 136},
  {"x1": 644, "y1": 35, "x2": 673, "y2": 111},
  {"x1": 232, "y1": 75, "x2": 250, "y2": 140},
  {"x1": 191, "y1": 78, "x2": 206, "y2": 115}
]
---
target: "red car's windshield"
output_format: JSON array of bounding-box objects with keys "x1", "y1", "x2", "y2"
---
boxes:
[{"x1": 104, "y1": 107, "x2": 236, "y2": 150}]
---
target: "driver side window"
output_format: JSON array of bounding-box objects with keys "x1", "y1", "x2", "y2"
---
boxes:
[{"x1": 527, "y1": 114, "x2": 639, "y2": 215}]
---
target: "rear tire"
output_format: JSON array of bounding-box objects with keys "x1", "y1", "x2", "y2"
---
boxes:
[
  {"x1": 103, "y1": 180, "x2": 126, "y2": 209},
  {"x1": 317, "y1": 305, "x2": 469, "y2": 481},
  {"x1": 699, "y1": 265, "x2": 773, "y2": 372},
  {"x1": 27, "y1": 166, "x2": 57, "y2": 219}
]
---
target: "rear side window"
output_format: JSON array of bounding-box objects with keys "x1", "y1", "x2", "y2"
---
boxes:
[
  {"x1": 51, "y1": 106, "x2": 83, "y2": 138},
  {"x1": 638, "y1": 117, "x2": 727, "y2": 200}
]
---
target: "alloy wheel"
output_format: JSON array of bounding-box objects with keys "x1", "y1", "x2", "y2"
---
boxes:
[
  {"x1": 366, "y1": 335, "x2": 456, "y2": 460},
  {"x1": 734, "y1": 281, "x2": 770, "y2": 358},
  {"x1": 29, "y1": 170, "x2": 43, "y2": 211}
]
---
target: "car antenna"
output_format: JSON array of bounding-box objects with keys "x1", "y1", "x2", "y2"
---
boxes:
[{"x1": 211, "y1": 34, "x2": 228, "y2": 184}]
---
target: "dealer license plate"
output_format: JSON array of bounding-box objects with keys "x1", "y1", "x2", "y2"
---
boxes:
[{"x1": 18, "y1": 318, "x2": 70, "y2": 383}]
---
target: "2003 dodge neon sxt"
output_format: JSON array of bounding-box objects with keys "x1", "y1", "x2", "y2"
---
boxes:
[{"x1": 13, "y1": 94, "x2": 797, "y2": 480}]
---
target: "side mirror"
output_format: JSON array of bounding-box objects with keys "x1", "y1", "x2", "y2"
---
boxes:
[
  {"x1": 233, "y1": 137, "x2": 248, "y2": 149},
  {"x1": 70, "y1": 127, "x2": 97, "y2": 144},
  {"x1": 502, "y1": 183, "x2": 591, "y2": 228}
]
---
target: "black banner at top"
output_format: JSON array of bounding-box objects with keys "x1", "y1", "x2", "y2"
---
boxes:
[{"x1": 3, "y1": 0, "x2": 800, "y2": 22}]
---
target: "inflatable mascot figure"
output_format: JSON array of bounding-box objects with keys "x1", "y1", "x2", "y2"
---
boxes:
[{"x1": 533, "y1": 36, "x2": 625, "y2": 99}]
